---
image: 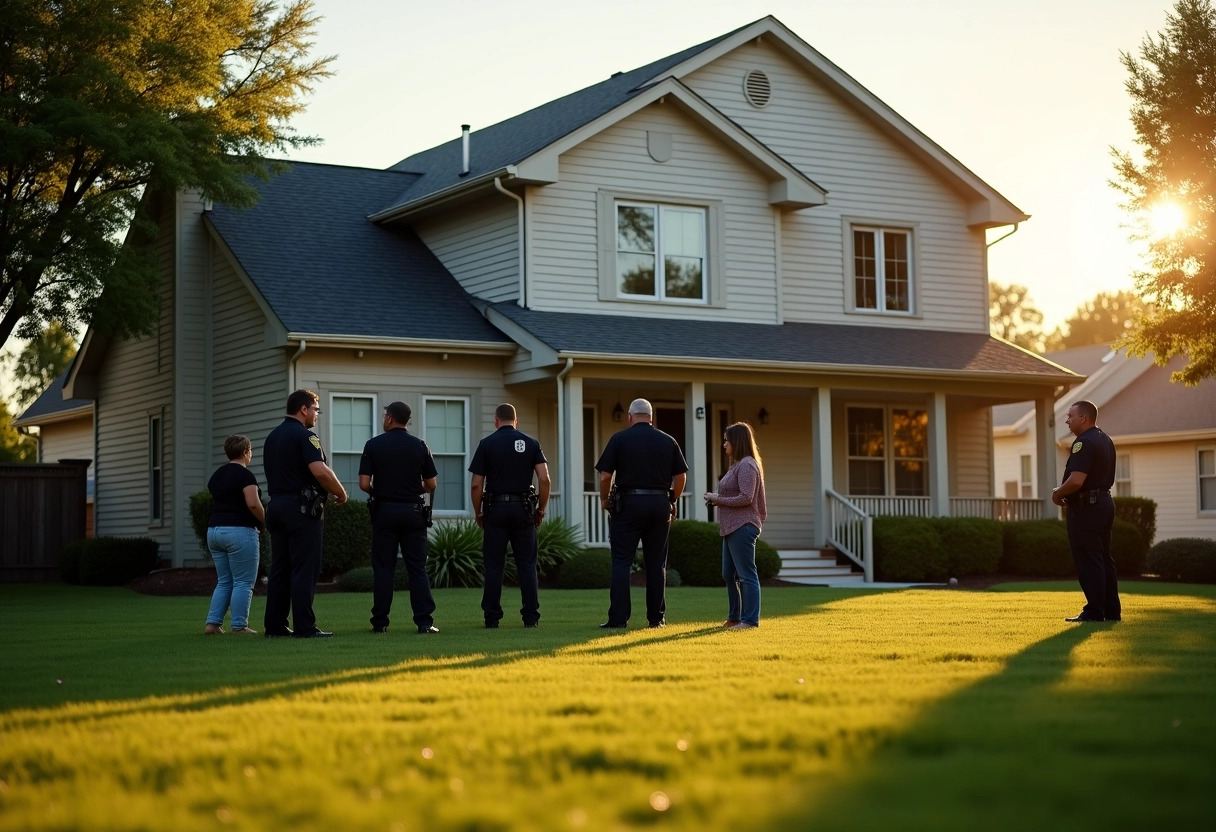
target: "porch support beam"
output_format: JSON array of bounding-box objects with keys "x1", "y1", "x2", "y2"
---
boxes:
[
  {"x1": 811, "y1": 386, "x2": 832, "y2": 545},
  {"x1": 686, "y1": 381, "x2": 708, "y2": 521},
  {"x1": 1035, "y1": 394, "x2": 1058, "y2": 520},
  {"x1": 928, "y1": 391, "x2": 949, "y2": 516},
  {"x1": 564, "y1": 375, "x2": 585, "y2": 540}
]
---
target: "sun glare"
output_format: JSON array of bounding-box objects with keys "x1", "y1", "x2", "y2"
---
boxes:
[{"x1": 1148, "y1": 201, "x2": 1186, "y2": 237}]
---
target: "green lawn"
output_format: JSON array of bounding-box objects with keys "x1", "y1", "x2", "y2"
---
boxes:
[{"x1": 1, "y1": 582, "x2": 1213, "y2": 831}]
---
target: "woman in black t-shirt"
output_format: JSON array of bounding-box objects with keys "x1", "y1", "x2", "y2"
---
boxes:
[{"x1": 204, "y1": 435, "x2": 265, "y2": 635}]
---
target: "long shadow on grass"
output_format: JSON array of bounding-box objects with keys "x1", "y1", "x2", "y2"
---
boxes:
[{"x1": 759, "y1": 595, "x2": 1216, "y2": 832}]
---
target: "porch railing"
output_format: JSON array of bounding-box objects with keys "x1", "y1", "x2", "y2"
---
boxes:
[
  {"x1": 949, "y1": 497, "x2": 1044, "y2": 521},
  {"x1": 825, "y1": 489, "x2": 872, "y2": 582},
  {"x1": 578, "y1": 491, "x2": 693, "y2": 547}
]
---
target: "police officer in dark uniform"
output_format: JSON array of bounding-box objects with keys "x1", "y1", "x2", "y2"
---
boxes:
[
  {"x1": 359, "y1": 401, "x2": 440, "y2": 635},
  {"x1": 1052, "y1": 399, "x2": 1121, "y2": 622},
  {"x1": 469, "y1": 403, "x2": 551, "y2": 628},
  {"x1": 595, "y1": 398, "x2": 688, "y2": 629},
  {"x1": 263, "y1": 389, "x2": 348, "y2": 638}
]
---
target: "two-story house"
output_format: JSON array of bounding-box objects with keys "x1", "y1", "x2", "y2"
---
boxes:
[{"x1": 62, "y1": 16, "x2": 1079, "y2": 578}]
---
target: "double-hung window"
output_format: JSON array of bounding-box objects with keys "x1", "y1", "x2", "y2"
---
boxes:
[
  {"x1": 846, "y1": 405, "x2": 928, "y2": 496},
  {"x1": 1199, "y1": 448, "x2": 1216, "y2": 513},
  {"x1": 424, "y1": 397, "x2": 469, "y2": 513},
  {"x1": 330, "y1": 394, "x2": 376, "y2": 499},
  {"x1": 851, "y1": 225, "x2": 913, "y2": 314},
  {"x1": 616, "y1": 201, "x2": 707, "y2": 302},
  {"x1": 1020, "y1": 454, "x2": 1033, "y2": 498},
  {"x1": 148, "y1": 414, "x2": 163, "y2": 524},
  {"x1": 1115, "y1": 453, "x2": 1132, "y2": 498}
]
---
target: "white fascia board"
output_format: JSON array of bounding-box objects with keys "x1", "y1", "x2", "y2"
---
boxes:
[
  {"x1": 1108, "y1": 428, "x2": 1216, "y2": 446},
  {"x1": 651, "y1": 17, "x2": 1027, "y2": 227},
  {"x1": 368, "y1": 166, "x2": 524, "y2": 222},
  {"x1": 11, "y1": 405, "x2": 93, "y2": 429},
  {"x1": 525, "y1": 78, "x2": 827, "y2": 208},
  {"x1": 285, "y1": 333, "x2": 517, "y2": 356},
  {"x1": 63, "y1": 328, "x2": 106, "y2": 400}
]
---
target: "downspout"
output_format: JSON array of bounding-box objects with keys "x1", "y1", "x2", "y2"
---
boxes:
[
  {"x1": 985, "y1": 223, "x2": 1019, "y2": 248},
  {"x1": 288, "y1": 339, "x2": 307, "y2": 394},
  {"x1": 555, "y1": 358, "x2": 574, "y2": 516},
  {"x1": 493, "y1": 176, "x2": 526, "y2": 308}
]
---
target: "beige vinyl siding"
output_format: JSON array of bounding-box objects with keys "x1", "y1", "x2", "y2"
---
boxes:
[
  {"x1": 686, "y1": 42, "x2": 988, "y2": 332},
  {"x1": 948, "y1": 402, "x2": 993, "y2": 497},
  {"x1": 993, "y1": 431, "x2": 1037, "y2": 498},
  {"x1": 529, "y1": 103, "x2": 780, "y2": 322},
  {"x1": 38, "y1": 419, "x2": 94, "y2": 466},
  {"x1": 1108, "y1": 441, "x2": 1216, "y2": 542},
  {"x1": 413, "y1": 199, "x2": 519, "y2": 302},
  {"x1": 740, "y1": 392, "x2": 813, "y2": 549}
]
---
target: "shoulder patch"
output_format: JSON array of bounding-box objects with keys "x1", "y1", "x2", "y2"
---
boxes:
[
  {"x1": 514, "y1": 439, "x2": 526, "y2": 453},
  {"x1": 309, "y1": 436, "x2": 322, "y2": 450},
  {"x1": 1071, "y1": 441, "x2": 1083, "y2": 454}
]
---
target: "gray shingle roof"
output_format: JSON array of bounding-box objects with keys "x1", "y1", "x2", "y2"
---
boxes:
[
  {"x1": 382, "y1": 27, "x2": 740, "y2": 210},
  {"x1": 1099, "y1": 355, "x2": 1216, "y2": 436},
  {"x1": 205, "y1": 162, "x2": 511, "y2": 344},
  {"x1": 490, "y1": 303, "x2": 1074, "y2": 377},
  {"x1": 14, "y1": 369, "x2": 91, "y2": 424},
  {"x1": 991, "y1": 345, "x2": 1118, "y2": 427}
]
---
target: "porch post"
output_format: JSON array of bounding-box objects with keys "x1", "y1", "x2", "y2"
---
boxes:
[
  {"x1": 1035, "y1": 394, "x2": 1058, "y2": 520},
  {"x1": 928, "y1": 391, "x2": 949, "y2": 516},
  {"x1": 565, "y1": 375, "x2": 585, "y2": 539},
  {"x1": 811, "y1": 386, "x2": 832, "y2": 546},
  {"x1": 686, "y1": 381, "x2": 707, "y2": 521}
]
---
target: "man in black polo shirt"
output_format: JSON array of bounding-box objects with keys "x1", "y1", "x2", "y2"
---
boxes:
[
  {"x1": 595, "y1": 398, "x2": 688, "y2": 629},
  {"x1": 470, "y1": 403, "x2": 550, "y2": 628},
  {"x1": 359, "y1": 401, "x2": 440, "y2": 635},
  {"x1": 263, "y1": 389, "x2": 348, "y2": 638},
  {"x1": 1052, "y1": 399, "x2": 1121, "y2": 622}
]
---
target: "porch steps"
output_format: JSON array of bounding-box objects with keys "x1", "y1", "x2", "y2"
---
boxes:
[{"x1": 776, "y1": 549, "x2": 866, "y2": 586}]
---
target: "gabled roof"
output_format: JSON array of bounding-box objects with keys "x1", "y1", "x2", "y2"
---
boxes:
[
  {"x1": 204, "y1": 161, "x2": 512, "y2": 347},
  {"x1": 12, "y1": 369, "x2": 92, "y2": 427},
  {"x1": 486, "y1": 303, "x2": 1077, "y2": 381},
  {"x1": 1098, "y1": 355, "x2": 1216, "y2": 438},
  {"x1": 992, "y1": 344, "x2": 1118, "y2": 429}
]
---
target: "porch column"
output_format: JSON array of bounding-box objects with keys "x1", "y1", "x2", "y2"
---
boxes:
[
  {"x1": 928, "y1": 391, "x2": 949, "y2": 516},
  {"x1": 564, "y1": 375, "x2": 585, "y2": 539},
  {"x1": 811, "y1": 386, "x2": 832, "y2": 546},
  {"x1": 686, "y1": 381, "x2": 707, "y2": 521},
  {"x1": 1035, "y1": 394, "x2": 1058, "y2": 519}
]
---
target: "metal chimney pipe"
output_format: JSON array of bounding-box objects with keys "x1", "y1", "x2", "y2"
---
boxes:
[{"x1": 460, "y1": 124, "x2": 470, "y2": 176}]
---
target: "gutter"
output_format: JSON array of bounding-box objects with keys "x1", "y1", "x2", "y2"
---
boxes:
[
  {"x1": 368, "y1": 165, "x2": 519, "y2": 223},
  {"x1": 284, "y1": 333, "x2": 515, "y2": 355},
  {"x1": 288, "y1": 339, "x2": 306, "y2": 393}
]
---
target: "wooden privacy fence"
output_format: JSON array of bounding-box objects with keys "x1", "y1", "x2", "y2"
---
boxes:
[{"x1": 0, "y1": 461, "x2": 88, "y2": 581}]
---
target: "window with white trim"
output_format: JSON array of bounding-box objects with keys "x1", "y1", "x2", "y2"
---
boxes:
[
  {"x1": 424, "y1": 398, "x2": 469, "y2": 513},
  {"x1": 1199, "y1": 448, "x2": 1216, "y2": 512},
  {"x1": 1115, "y1": 453, "x2": 1132, "y2": 498},
  {"x1": 847, "y1": 406, "x2": 928, "y2": 496},
  {"x1": 330, "y1": 394, "x2": 377, "y2": 499},
  {"x1": 851, "y1": 225, "x2": 913, "y2": 314},
  {"x1": 1020, "y1": 454, "x2": 1033, "y2": 498},
  {"x1": 148, "y1": 414, "x2": 162, "y2": 524}
]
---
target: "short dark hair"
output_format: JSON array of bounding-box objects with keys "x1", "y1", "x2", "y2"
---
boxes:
[
  {"x1": 385, "y1": 401, "x2": 412, "y2": 425},
  {"x1": 224, "y1": 435, "x2": 251, "y2": 460},
  {"x1": 1072, "y1": 400, "x2": 1098, "y2": 422},
  {"x1": 286, "y1": 389, "x2": 318, "y2": 415},
  {"x1": 495, "y1": 403, "x2": 517, "y2": 422}
]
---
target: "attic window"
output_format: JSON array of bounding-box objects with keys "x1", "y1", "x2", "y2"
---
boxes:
[{"x1": 743, "y1": 70, "x2": 771, "y2": 108}]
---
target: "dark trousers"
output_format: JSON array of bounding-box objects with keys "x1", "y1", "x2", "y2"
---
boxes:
[
  {"x1": 1066, "y1": 494, "x2": 1121, "y2": 620},
  {"x1": 264, "y1": 497, "x2": 323, "y2": 636},
  {"x1": 607, "y1": 494, "x2": 672, "y2": 626},
  {"x1": 370, "y1": 502, "x2": 435, "y2": 630},
  {"x1": 481, "y1": 502, "x2": 540, "y2": 625}
]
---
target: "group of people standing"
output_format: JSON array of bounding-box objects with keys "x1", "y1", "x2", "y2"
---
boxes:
[{"x1": 203, "y1": 391, "x2": 770, "y2": 637}]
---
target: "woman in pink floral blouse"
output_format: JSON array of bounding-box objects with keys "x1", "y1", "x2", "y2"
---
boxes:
[{"x1": 703, "y1": 422, "x2": 767, "y2": 629}]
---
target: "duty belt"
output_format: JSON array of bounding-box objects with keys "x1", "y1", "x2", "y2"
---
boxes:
[
  {"x1": 487, "y1": 493, "x2": 527, "y2": 503},
  {"x1": 378, "y1": 498, "x2": 423, "y2": 505},
  {"x1": 623, "y1": 488, "x2": 669, "y2": 496}
]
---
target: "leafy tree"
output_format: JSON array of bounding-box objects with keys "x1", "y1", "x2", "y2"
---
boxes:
[
  {"x1": 0, "y1": 398, "x2": 36, "y2": 462},
  {"x1": 1111, "y1": 0, "x2": 1216, "y2": 384},
  {"x1": 0, "y1": 0, "x2": 334, "y2": 349},
  {"x1": 989, "y1": 282, "x2": 1046, "y2": 352},
  {"x1": 5, "y1": 322, "x2": 77, "y2": 410},
  {"x1": 1044, "y1": 290, "x2": 1150, "y2": 350}
]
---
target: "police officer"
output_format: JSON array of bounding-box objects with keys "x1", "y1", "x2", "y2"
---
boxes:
[
  {"x1": 263, "y1": 389, "x2": 348, "y2": 638},
  {"x1": 359, "y1": 401, "x2": 440, "y2": 635},
  {"x1": 1052, "y1": 399, "x2": 1121, "y2": 622},
  {"x1": 595, "y1": 398, "x2": 688, "y2": 629},
  {"x1": 469, "y1": 403, "x2": 551, "y2": 628}
]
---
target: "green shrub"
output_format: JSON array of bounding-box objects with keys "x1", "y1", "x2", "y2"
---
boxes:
[
  {"x1": 666, "y1": 567, "x2": 682, "y2": 588},
  {"x1": 556, "y1": 549, "x2": 613, "y2": 589},
  {"x1": 1146, "y1": 537, "x2": 1216, "y2": 583},
  {"x1": 535, "y1": 517, "x2": 582, "y2": 577},
  {"x1": 928, "y1": 517, "x2": 1003, "y2": 577},
  {"x1": 427, "y1": 519, "x2": 484, "y2": 588},
  {"x1": 755, "y1": 539, "x2": 782, "y2": 580},
  {"x1": 335, "y1": 564, "x2": 410, "y2": 593},
  {"x1": 872, "y1": 516, "x2": 947, "y2": 582},
  {"x1": 1001, "y1": 520, "x2": 1072, "y2": 577},
  {"x1": 1110, "y1": 518, "x2": 1147, "y2": 578},
  {"x1": 1113, "y1": 496, "x2": 1157, "y2": 547},
  {"x1": 321, "y1": 499, "x2": 372, "y2": 579},
  {"x1": 76, "y1": 537, "x2": 161, "y2": 586},
  {"x1": 58, "y1": 539, "x2": 87, "y2": 584},
  {"x1": 667, "y1": 520, "x2": 725, "y2": 586}
]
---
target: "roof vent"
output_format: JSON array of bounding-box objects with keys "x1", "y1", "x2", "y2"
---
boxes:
[{"x1": 743, "y1": 70, "x2": 771, "y2": 108}]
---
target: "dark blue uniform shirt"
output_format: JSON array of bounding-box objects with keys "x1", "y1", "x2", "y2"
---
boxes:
[
  {"x1": 469, "y1": 426, "x2": 547, "y2": 493},
  {"x1": 1062, "y1": 426, "x2": 1116, "y2": 491},
  {"x1": 263, "y1": 417, "x2": 325, "y2": 497},
  {"x1": 359, "y1": 428, "x2": 437, "y2": 502},
  {"x1": 595, "y1": 423, "x2": 689, "y2": 489}
]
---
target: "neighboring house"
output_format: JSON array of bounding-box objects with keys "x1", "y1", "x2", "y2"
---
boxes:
[
  {"x1": 63, "y1": 16, "x2": 1079, "y2": 576},
  {"x1": 12, "y1": 369, "x2": 96, "y2": 535},
  {"x1": 993, "y1": 348, "x2": 1216, "y2": 543}
]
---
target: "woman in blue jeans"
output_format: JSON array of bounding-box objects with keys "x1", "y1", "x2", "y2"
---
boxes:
[
  {"x1": 704, "y1": 422, "x2": 767, "y2": 630},
  {"x1": 204, "y1": 435, "x2": 265, "y2": 635}
]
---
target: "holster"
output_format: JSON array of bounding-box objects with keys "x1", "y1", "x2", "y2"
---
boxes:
[
  {"x1": 300, "y1": 486, "x2": 326, "y2": 518},
  {"x1": 419, "y1": 498, "x2": 433, "y2": 528},
  {"x1": 606, "y1": 482, "x2": 621, "y2": 516},
  {"x1": 524, "y1": 485, "x2": 539, "y2": 521}
]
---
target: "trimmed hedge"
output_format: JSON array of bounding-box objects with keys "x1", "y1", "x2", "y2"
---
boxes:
[
  {"x1": 59, "y1": 539, "x2": 87, "y2": 584},
  {"x1": 1110, "y1": 518, "x2": 1147, "y2": 578},
  {"x1": 755, "y1": 539, "x2": 782, "y2": 581},
  {"x1": 65, "y1": 537, "x2": 161, "y2": 586},
  {"x1": 1146, "y1": 537, "x2": 1216, "y2": 583},
  {"x1": 320, "y1": 499, "x2": 372, "y2": 579},
  {"x1": 336, "y1": 565, "x2": 409, "y2": 593},
  {"x1": 872, "y1": 516, "x2": 947, "y2": 582},
  {"x1": 556, "y1": 549, "x2": 613, "y2": 589},
  {"x1": 928, "y1": 517, "x2": 1002, "y2": 577},
  {"x1": 667, "y1": 520, "x2": 780, "y2": 586},
  {"x1": 1001, "y1": 520, "x2": 1072, "y2": 576},
  {"x1": 1113, "y1": 496, "x2": 1157, "y2": 547}
]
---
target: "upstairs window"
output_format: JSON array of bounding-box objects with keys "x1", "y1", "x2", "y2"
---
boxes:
[
  {"x1": 617, "y1": 202, "x2": 707, "y2": 302},
  {"x1": 851, "y1": 225, "x2": 913, "y2": 315}
]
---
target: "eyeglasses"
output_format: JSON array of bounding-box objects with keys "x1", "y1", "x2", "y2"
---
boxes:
[{"x1": 309, "y1": 405, "x2": 322, "y2": 415}]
